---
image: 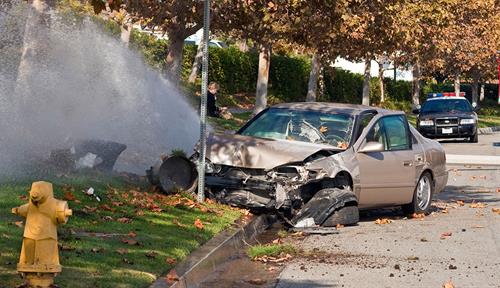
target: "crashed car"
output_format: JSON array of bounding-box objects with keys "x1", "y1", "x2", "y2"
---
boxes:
[{"x1": 152, "y1": 103, "x2": 448, "y2": 228}]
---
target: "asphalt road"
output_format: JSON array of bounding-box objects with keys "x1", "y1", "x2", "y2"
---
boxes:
[{"x1": 277, "y1": 134, "x2": 500, "y2": 288}]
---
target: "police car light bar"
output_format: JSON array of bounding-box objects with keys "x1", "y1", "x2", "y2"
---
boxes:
[{"x1": 427, "y1": 92, "x2": 465, "y2": 98}]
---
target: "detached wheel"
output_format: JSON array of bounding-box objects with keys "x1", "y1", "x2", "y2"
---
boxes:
[
  {"x1": 322, "y1": 205, "x2": 359, "y2": 227},
  {"x1": 469, "y1": 133, "x2": 478, "y2": 143},
  {"x1": 402, "y1": 172, "x2": 433, "y2": 215}
]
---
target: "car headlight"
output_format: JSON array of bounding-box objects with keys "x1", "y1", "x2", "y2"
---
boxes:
[
  {"x1": 460, "y1": 118, "x2": 476, "y2": 125},
  {"x1": 419, "y1": 120, "x2": 434, "y2": 126}
]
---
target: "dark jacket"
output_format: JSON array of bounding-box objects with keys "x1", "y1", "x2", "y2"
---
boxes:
[{"x1": 207, "y1": 91, "x2": 219, "y2": 117}]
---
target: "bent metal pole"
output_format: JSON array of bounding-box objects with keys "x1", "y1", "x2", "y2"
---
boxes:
[{"x1": 197, "y1": 0, "x2": 210, "y2": 202}]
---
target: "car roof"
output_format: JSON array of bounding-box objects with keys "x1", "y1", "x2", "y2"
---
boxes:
[{"x1": 270, "y1": 102, "x2": 401, "y2": 116}]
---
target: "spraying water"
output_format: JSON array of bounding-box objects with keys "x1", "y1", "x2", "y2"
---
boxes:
[{"x1": 0, "y1": 1, "x2": 200, "y2": 176}]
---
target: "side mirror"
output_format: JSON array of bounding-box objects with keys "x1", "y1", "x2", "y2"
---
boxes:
[
  {"x1": 412, "y1": 104, "x2": 421, "y2": 115},
  {"x1": 359, "y1": 141, "x2": 384, "y2": 153}
]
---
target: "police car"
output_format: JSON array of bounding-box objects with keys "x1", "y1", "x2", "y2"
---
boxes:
[{"x1": 413, "y1": 92, "x2": 479, "y2": 143}]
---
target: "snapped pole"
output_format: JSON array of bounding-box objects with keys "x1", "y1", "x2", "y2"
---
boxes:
[{"x1": 197, "y1": 0, "x2": 210, "y2": 202}]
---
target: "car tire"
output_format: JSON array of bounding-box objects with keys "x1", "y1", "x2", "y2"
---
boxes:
[
  {"x1": 402, "y1": 172, "x2": 434, "y2": 215},
  {"x1": 469, "y1": 133, "x2": 478, "y2": 143},
  {"x1": 322, "y1": 205, "x2": 359, "y2": 227}
]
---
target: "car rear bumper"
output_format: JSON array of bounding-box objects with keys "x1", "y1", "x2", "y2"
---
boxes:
[
  {"x1": 418, "y1": 125, "x2": 476, "y2": 138},
  {"x1": 433, "y1": 170, "x2": 448, "y2": 194}
]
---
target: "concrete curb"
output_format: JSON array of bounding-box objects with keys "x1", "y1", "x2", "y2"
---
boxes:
[
  {"x1": 478, "y1": 126, "x2": 500, "y2": 134},
  {"x1": 446, "y1": 154, "x2": 500, "y2": 166},
  {"x1": 150, "y1": 214, "x2": 277, "y2": 288}
]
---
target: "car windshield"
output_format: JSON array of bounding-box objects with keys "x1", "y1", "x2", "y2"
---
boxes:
[
  {"x1": 239, "y1": 108, "x2": 355, "y2": 149},
  {"x1": 421, "y1": 99, "x2": 472, "y2": 113}
]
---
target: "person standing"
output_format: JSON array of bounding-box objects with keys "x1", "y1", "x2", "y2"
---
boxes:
[{"x1": 207, "y1": 82, "x2": 220, "y2": 117}]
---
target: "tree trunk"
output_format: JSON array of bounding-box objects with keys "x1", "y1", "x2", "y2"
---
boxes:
[
  {"x1": 412, "y1": 62, "x2": 421, "y2": 105},
  {"x1": 480, "y1": 84, "x2": 485, "y2": 102},
  {"x1": 236, "y1": 40, "x2": 249, "y2": 52},
  {"x1": 165, "y1": 32, "x2": 185, "y2": 85},
  {"x1": 254, "y1": 44, "x2": 271, "y2": 115},
  {"x1": 362, "y1": 58, "x2": 371, "y2": 106},
  {"x1": 454, "y1": 73, "x2": 460, "y2": 96},
  {"x1": 306, "y1": 53, "x2": 320, "y2": 102},
  {"x1": 378, "y1": 61, "x2": 385, "y2": 103},
  {"x1": 471, "y1": 74, "x2": 479, "y2": 105},
  {"x1": 188, "y1": 41, "x2": 204, "y2": 84}
]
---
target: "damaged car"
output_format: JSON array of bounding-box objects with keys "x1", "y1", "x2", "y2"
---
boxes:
[{"x1": 150, "y1": 103, "x2": 448, "y2": 228}]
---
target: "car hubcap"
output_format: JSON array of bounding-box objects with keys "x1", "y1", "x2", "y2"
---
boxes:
[{"x1": 416, "y1": 176, "x2": 431, "y2": 210}]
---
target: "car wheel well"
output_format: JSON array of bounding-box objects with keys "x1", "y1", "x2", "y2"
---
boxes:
[{"x1": 422, "y1": 169, "x2": 434, "y2": 182}]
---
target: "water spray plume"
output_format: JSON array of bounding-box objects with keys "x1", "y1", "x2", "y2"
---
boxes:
[{"x1": 0, "y1": 1, "x2": 200, "y2": 176}]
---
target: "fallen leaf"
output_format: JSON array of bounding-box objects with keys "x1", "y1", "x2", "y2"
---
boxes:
[
  {"x1": 135, "y1": 210, "x2": 145, "y2": 216},
  {"x1": 440, "y1": 232, "x2": 452, "y2": 239},
  {"x1": 194, "y1": 218, "x2": 204, "y2": 230},
  {"x1": 166, "y1": 269, "x2": 179, "y2": 283},
  {"x1": 121, "y1": 238, "x2": 139, "y2": 245},
  {"x1": 470, "y1": 202, "x2": 487, "y2": 208},
  {"x1": 83, "y1": 205, "x2": 97, "y2": 213},
  {"x1": 122, "y1": 258, "x2": 133, "y2": 265},
  {"x1": 442, "y1": 279, "x2": 455, "y2": 288},
  {"x1": 116, "y1": 248, "x2": 128, "y2": 255},
  {"x1": 492, "y1": 208, "x2": 500, "y2": 215},
  {"x1": 19, "y1": 195, "x2": 28, "y2": 201},
  {"x1": 90, "y1": 247, "x2": 103, "y2": 253},
  {"x1": 470, "y1": 176, "x2": 477, "y2": 180},
  {"x1": 272, "y1": 238, "x2": 282, "y2": 244},
  {"x1": 479, "y1": 175, "x2": 487, "y2": 180},
  {"x1": 99, "y1": 204, "x2": 115, "y2": 212},
  {"x1": 412, "y1": 213, "x2": 425, "y2": 219},
  {"x1": 336, "y1": 223, "x2": 345, "y2": 229},
  {"x1": 14, "y1": 221, "x2": 24, "y2": 228},
  {"x1": 145, "y1": 251, "x2": 158, "y2": 258},
  {"x1": 375, "y1": 218, "x2": 393, "y2": 224},
  {"x1": 441, "y1": 208, "x2": 449, "y2": 214},
  {"x1": 471, "y1": 225, "x2": 485, "y2": 228},
  {"x1": 63, "y1": 191, "x2": 76, "y2": 201},
  {"x1": 456, "y1": 200, "x2": 465, "y2": 206},
  {"x1": 127, "y1": 231, "x2": 137, "y2": 237},
  {"x1": 117, "y1": 217, "x2": 132, "y2": 224},
  {"x1": 166, "y1": 258, "x2": 177, "y2": 265},
  {"x1": 496, "y1": 187, "x2": 500, "y2": 193},
  {"x1": 407, "y1": 256, "x2": 419, "y2": 261},
  {"x1": 59, "y1": 244, "x2": 75, "y2": 251},
  {"x1": 102, "y1": 215, "x2": 114, "y2": 221}
]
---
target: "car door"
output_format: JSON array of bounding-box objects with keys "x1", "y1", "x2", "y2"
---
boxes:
[{"x1": 356, "y1": 115, "x2": 415, "y2": 208}]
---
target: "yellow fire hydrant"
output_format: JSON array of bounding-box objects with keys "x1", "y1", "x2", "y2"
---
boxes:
[{"x1": 12, "y1": 181, "x2": 72, "y2": 288}]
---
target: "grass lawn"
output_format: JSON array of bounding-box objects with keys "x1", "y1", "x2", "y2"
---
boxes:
[
  {"x1": 0, "y1": 173, "x2": 242, "y2": 288},
  {"x1": 406, "y1": 114, "x2": 500, "y2": 129},
  {"x1": 209, "y1": 111, "x2": 253, "y2": 132}
]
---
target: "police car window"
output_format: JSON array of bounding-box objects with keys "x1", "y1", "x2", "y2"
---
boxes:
[{"x1": 421, "y1": 99, "x2": 472, "y2": 113}]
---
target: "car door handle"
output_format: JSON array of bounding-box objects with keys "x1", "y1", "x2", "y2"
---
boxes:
[{"x1": 403, "y1": 160, "x2": 413, "y2": 167}]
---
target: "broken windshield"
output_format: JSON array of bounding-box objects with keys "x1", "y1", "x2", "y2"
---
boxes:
[{"x1": 239, "y1": 108, "x2": 354, "y2": 149}]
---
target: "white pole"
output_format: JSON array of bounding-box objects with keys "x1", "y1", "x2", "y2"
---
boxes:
[{"x1": 197, "y1": 0, "x2": 210, "y2": 202}]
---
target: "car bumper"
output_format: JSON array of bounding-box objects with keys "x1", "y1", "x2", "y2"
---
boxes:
[{"x1": 418, "y1": 125, "x2": 476, "y2": 138}]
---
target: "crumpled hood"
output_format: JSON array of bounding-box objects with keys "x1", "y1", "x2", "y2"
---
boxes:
[{"x1": 205, "y1": 133, "x2": 337, "y2": 170}]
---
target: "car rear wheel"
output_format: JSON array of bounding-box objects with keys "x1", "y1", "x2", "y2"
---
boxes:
[
  {"x1": 469, "y1": 133, "x2": 478, "y2": 143},
  {"x1": 402, "y1": 172, "x2": 433, "y2": 215}
]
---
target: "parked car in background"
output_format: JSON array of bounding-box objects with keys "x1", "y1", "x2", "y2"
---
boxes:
[
  {"x1": 153, "y1": 103, "x2": 448, "y2": 228},
  {"x1": 414, "y1": 93, "x2": 479, "y2": 143}
]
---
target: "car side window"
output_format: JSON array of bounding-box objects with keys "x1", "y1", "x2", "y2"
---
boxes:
[
  {"x1": 354, "y1": 112, "x2": 377, "y2": 142},
  {"x1": 365, "y1": 121, "x2": 387, "y2": 148},
  {"x1": 381, "y1": 116, "x2": 411, "y2": 151},
  {"x1": 366, "y1": 115, "x2": 410, "y2": 151}
]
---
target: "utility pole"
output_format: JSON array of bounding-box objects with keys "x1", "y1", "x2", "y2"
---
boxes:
[{"x1": 197, "y1": 0, "x2": 210, "y2": 202}]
